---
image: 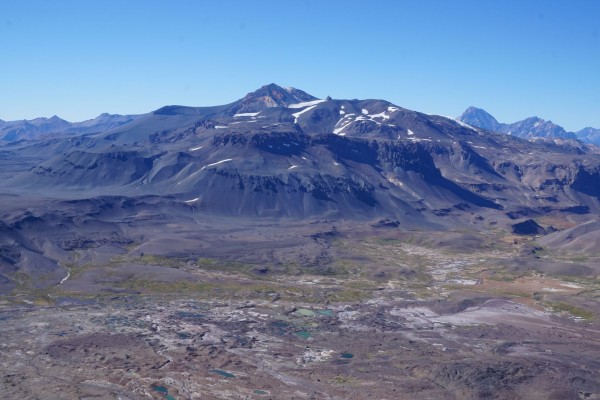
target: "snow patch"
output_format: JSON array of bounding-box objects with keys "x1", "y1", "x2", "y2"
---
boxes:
[
  {"x1": 441, "y1": 115, "x2": 478, "y2": 131},
  {"x1": 189, "y1": 145, "x2": 203, "y2": 151},
  {"x1": 407, "y1": 129, "x2": 414, "y2": 136},
  {"x1": 288, "y1": 99, "x2": 326, "y2": 109},
  {"x1": 292, "y1": 105, "x2": 318, "y2": 123},
  {"x1": 333, "y1": 119, "x2": 354, "y2": 135},
  {"x1": 387, "y1": 176, "x2": 403, "y2": 187},
  {"x1": 234, "y1": 112, "x2": 260, "y2": 117},
  {"x1": 214, "y1": 125, "x2": 228, "y2": 129},
  {"x1": 370, "y1": 111, "x2": 390, "y2": 120},
  {"x1": 455, "y1": 119, "x2": 476, "y2": 130},
  {"x1": 288, "y1": 165, "x2": 298, "y2": 170},
  {"x1": 448, "y1": 279, "x2": 478, "y2": 286},
  {"x1": 388, "y1": 106, "x2": 400, "y2": 112},
  {"x1": 361, "y1": 108, "x2": 369, "y2": 115},
  {"x1": 184, "y1": 198, "x2": 200, "y2": 204},
  {"x1": 230, "y1": 120, "x2": 257, "y2": 125},
  {"x1": 58, "y1": 269, "x2": 70, "y2": 286},
  {"x1": 333, "y1": 111, "x2": 386, "y2": 135},
  {"x1": 339, "y1": 110, "x2": 346, "y2": 115},
  {"x1": 201, "y1": 159, "x2": 232, "y2": 170}
]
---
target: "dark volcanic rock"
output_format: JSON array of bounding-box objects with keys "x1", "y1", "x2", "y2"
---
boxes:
[
  {"x1": 571, "y1": 166, "x2": 600, "y2": 197},
  {"x1": 372, "y1": 219, "x2": 400, "y2": 228},
  {"x1": 511, "y1": 219, "x2": 545, "y2": 235},
  {"x1": 432, "y1": 360, "x2": 591, "y2": 399}
]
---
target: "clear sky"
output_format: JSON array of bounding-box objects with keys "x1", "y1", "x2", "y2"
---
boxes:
[{"x1": 1, "y1": 0, "x2": 599, "y2": 131}]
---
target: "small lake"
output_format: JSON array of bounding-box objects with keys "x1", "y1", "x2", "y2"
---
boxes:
[
  {"x1": 151, "y1": 385, "x2": 176, "y2": 399},
  {"x1": 294, "y1": 330, "x2": 312, "y2": 339},
  {"x1": 210, "y1": 369, "x2": 236, "y2": 378}
]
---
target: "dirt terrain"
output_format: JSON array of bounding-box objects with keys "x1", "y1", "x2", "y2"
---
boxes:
[{"x1": 1, "y1": 220, "x2": 599, "y2": 400}]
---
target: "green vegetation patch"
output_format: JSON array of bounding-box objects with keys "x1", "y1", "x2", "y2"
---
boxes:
[
  {"x1": 546, "y1": 301, "x2": 595, "y2": 320},
  {"x1": 295, "y1": 308, "x2": 315, "y2": 317}
]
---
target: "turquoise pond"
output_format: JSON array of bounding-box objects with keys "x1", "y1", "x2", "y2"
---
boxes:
[
  {"x1": 316, "y1": 309, "x2": 334, "y2": 317},
  {"x1": 270, "y1": 320, "x2": 290, "y2": 336},
  {"x1": 210, "y1": 369, "x2": 236, "y2": 378},
  {"x1": 151, "y1": 385, "x2": 176, "y2": 399},
  {"x1": 152, "y1": 385, "x2": 168, "y2": 394},
  {"x1": 294, "y1": 330, "x2": 312, "y2": 339}
]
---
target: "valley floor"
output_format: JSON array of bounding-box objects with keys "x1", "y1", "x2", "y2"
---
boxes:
[{"x1": 1, "y1": 223, "x2": 599, "y2": 399}]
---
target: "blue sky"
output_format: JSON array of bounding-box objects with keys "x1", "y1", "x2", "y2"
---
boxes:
[{"x1": 1, "y1": 0, "x2": 599, "y2": 131}]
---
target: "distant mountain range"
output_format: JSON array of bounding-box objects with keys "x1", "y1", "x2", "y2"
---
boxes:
[
  {"x1": 0, "y1": 84, "x2": 316, "y2": 144},
  {"x1": 457, "y1": 106, "x2": 600, "y2": 145},
  {"x1": 1, "y1": 83, "x2": 598, "y2": 224},
  {"x1": 0, "y1": 113, "x2": 142, "y2": 142},
  {"x1": 3, "y1": 93, "x2": 599, "y2": 147},
  {"x1": 0, "y1": 84, "x2": 317, "y2": 143}
]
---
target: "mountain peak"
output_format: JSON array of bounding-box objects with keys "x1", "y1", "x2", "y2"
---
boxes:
[
  {"x1": 577, "y1": 126, "x2": 600, "y2": 144},
  {"x1": 458, "y1": 107, "x2": 577, "y2": 141},
  {"x1": 49, "y1": 115, "x2": 68, "y2": 122},
  {"x1": 458, "y1": 107, "x2": 500, "y2": 131},
  {"x1": 463, "y1": 106, "x2": 487, "y2": 113},
  {"x1": 232, "y1": 83, "x2": 318, "y2": 114}
]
